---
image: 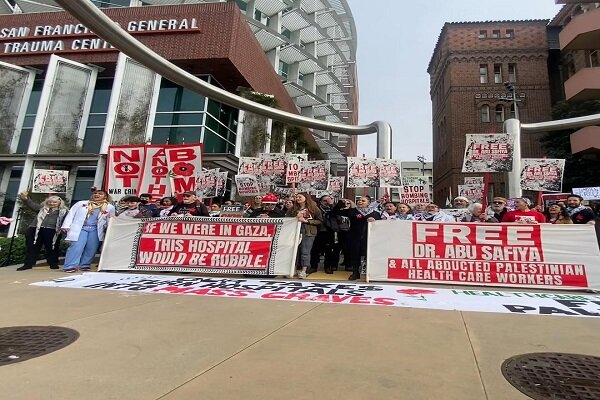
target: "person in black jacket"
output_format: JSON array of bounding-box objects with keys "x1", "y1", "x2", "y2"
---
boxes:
[
  {"x1": 169, "y1": 191, "x2": 209, "y2": 216},
  {"x1": 337, "y1": 196, "x2": 381, "y2": 280},
  {"x1": 309, "y1": 195, "x2": 338, "y2": 274}
]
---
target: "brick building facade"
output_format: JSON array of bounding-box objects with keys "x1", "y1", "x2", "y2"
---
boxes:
[{"x1": 428, "y1": 20, "x2": 553, "y2": 203}]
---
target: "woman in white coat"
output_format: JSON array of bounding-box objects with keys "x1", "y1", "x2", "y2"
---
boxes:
[{"x1": 61, "y1": 190, "x2": 115, "y2": 273}]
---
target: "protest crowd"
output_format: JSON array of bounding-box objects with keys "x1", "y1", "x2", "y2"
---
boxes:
[{"x1": 15, "y1": 188, "x2": 599, "y2": 281}]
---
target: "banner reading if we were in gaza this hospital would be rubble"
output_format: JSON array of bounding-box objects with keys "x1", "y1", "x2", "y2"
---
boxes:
[
  {"x1": 98, "y1": 217, "x2": 300, "y2": 276},
  {"x1": 367, "y1": 221, "x2": 600, "y2": 290}
]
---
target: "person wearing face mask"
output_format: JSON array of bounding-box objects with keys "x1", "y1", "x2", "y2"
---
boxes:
[
  {"x1": 138, "y1": 193, "x2": 160, "y2": 217},
  {"x1": 17, "y1": 192, "x2": 69, "y2": 271}
]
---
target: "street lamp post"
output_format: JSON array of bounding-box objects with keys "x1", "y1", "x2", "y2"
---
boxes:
[
  {"x1": 503, "y1": 81, "x2": 520, "y2": 120},
  {"x1": 417, "y1": 155, "x2": 426, "y2": 176}
]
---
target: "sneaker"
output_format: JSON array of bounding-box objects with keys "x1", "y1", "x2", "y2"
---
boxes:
[
  {"x1": 64, "y1": 268, "x2": 78, "y2": 273},
  {"x1": 298, "y1": 271, "x2": 307, "y2": 279},
  {"x1": 16, "y1": 266, "x2": 32, "y2": 271},
  {"x1": 79, "y1": 266, "x2": 91, "y2": 272}
]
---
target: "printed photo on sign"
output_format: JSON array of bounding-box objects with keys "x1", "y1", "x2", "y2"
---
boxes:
[
  {"x1": 259, "y1": 153, "x2": 287, "y2": 187},
  {"x1": 377, "y1": 159, "x2": 403, "y2": 187},
  {"x1": 462, "y1": 134, "x2": 514, "y2": 173},
  {"x1": 32, "y1": 169, "x2": 68, "y2": 193},
  {"x1": 520, "y1": 158, "x2": 565, "y2": 192},
  {"x1": 298, "y1": 160, "x2": 330, "y2": 191},
  {"x1": 238, "y1": 157, "x2": 261, "y2": 176},
  {"x1": 458, "y1": 184, "x2": 484, "y2": 203},
  {"x1": 195, "y1": 168, "x2": 220, "y2": 199},
  {"x1": 347, "y1": 157, "x2": 379, "y2": 188}
]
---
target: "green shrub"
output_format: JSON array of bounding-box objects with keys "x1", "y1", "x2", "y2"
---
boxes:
[{"x1": 0, "y1": 235, "x2": 70, "y2": 266}]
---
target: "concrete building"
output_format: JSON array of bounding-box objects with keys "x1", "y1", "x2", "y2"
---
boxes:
[
  {"x1": 428, "y1": 20, "x2": 553, "y2": 203},
  {"x1": 0, "y1": 0, "x2": 359, "y2": 231},
  {"x1": 550, "y1": 1, "x2": 600, "y2": 154}
]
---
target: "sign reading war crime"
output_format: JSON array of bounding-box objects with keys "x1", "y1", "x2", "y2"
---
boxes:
[
  {"x1": 99, "y1": 217, "x2": 300, "y2": 276},
  {"x1": 367, "y1": 221, "x2": 600, "y2": 290}
]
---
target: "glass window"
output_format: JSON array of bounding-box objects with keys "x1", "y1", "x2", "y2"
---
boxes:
[
  {"x1": 233, "y1": 0, "x2": 247, "y2": 12},
  {"x1": 588, "y1": 50, "x2": 600, "y2": 68},
  {"x1": 505, "y1": 29, "x2": 514, "y2": 38},
  {"x1": 510, "y1": 103, "x2": 516, "y2": 119},
  {"x1": 83, "y1": 78, "x2": 113, "y2": 153},
  {"x1": 495, "y1": 105, "x2": 505, "y2": 122},
  {"x1": 279, "y1": 60, "x2": 289, "y2": 79},
  {"x1": 151, "y1": 126, "x2": 202, "y2": 146},
  {"x1": 72, "y1": 167, "x2": 96, "y2": 203},
  {"x1": 92, "y1": 0, "x2": 131, "y2": 7},
  {"x1": 508, "y1": 63, "x2": 517, "y2": 83},
  {"x1": 156, "y1": 79, "x2": 206, "y2": 112},
  {"x1": 492, "y1": 30, "x2": 500, "y2": 39},
  {"x1": 494, "y1": 64, "x2": 502, "y2": 84},
  {"x1": 154, "y1": 113, "x2": 204, "y2": 126},
  {"x1": 0, "y1": 65, "x2": 31, "y2": 154},
  {"x1": 478, "y1": 30, "x2": 487, "y2": 39},
  {"x1": 479, "y1": 64, "x2": 488, "y2": 84},
  {"x1": 203, "y1": 130, "x2": 228, "y2": 153},
  {"x1": 481, "y1": 105, "x2": 490, "y2": 123},
  {"x1": 82, "y1": 128, "x2": 104, "y2": 153},
  {"x1": 0, "y1": 167, "x2": 22, "y2": 233},
  {"x1": 16, "y1": 80, "x2": 43, "y2": 154}
]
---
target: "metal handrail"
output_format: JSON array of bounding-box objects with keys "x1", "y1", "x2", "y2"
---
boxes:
[
  {"x1": 521, "y1": 113, "x2": 600, "y2": 133},
  {"x1": 53, "y1": 0, "x2": 392, "y2": 159}
]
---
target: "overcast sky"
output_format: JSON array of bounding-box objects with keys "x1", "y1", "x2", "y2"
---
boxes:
[{"x1": 346, "y1": 0, "x2": 563, "y2": 162}]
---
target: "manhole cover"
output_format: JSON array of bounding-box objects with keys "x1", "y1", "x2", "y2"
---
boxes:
[
  {"x1": 0, "y1": 326, "x2": 79, "y2": 366},
  {"x1": 502, "y1": 352, "x2": 600, "y2": 400}
]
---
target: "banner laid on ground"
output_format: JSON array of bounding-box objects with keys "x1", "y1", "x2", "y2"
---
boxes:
[
  {"x1": 520, "y1": 158, "x2": 565, "y2": 192},
  {"x1": 99, "y1": 217, "x2": 300, "y2": 276},
  {"x1": 377, "y1": 159, "x2": 403, "y2": 187},
  {"x1": 573, "y1": 187, "x2": 600, "y2": 200},
  {"x1": 347, "y1": 157, "x2": 379, "y2": 188},
  {"x1": 31, "y1": 169, "x2": 68, "y2": 193},
  {"x1": 399, "y1": 176, "x2": 432, "y2": 206},
  {"x1": 106, "y1": 145, "x2": 145, "y2": 200},
  {"x1": 367, "y1": 220, "x2": 600, "y2": 290},
  {"x1": 458, "y1": 184, "x2": 484, "y2": 203},
  {"x1": 462, "y1": 134, "x2": 514, "y2": 173},
  {"x1": 32, "y1": 273, "x2": 600, "y2": 318}
]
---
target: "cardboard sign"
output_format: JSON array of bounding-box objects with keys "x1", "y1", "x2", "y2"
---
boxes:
[
  {"x1": 462, "y1": 134, "x2": 514, "y2": 173},
  {"x1": 32, "y1": 169, "x2": 68, "y2": 193}
]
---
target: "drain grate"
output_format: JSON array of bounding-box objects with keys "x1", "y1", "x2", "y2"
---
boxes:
[
  {"x1": 502, "y1": 352, "x2": 600, "y2": 400},
  {"x1": 0, "y1": 326, "x2": 79, "y2": 366}
]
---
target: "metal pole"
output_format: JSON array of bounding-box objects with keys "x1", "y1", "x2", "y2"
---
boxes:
[
  {"x1": 53, "y1": 0, "x2": 392, "y2": 158},
  {"x1": 504, "y1": 118, "x2": 522, "y2": 199}
]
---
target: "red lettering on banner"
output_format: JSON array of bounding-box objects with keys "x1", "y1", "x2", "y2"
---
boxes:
[
  {"x1": 135, "y1": 221, "x2": 276, "y2": 272},
  {"x1": 172, "y1": 177, "x2": 194, "y2": 193},
  {"x1": 167, "y1": 148, "x2": 195, "y2": 162},
  {"x1": 387, "y1": 258, "x2": 588, "y2": 287}
]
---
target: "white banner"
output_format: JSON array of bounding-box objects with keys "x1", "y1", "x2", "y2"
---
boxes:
[
  {"x1": 32, "y1": 273, "x2": 600, "y2": 318},
  {"x1": 367, "y1": 221, "x2": 600, "y2": 290},
  {"x1": 106, "y1": 145, "x2": 145, "y2": 200},
  {"x1": 520, "y1": 158, "x2": 565, "y2": 192},
  {"x1": 235, "y1": 174, "x2": 261, "y2": 197},
  {"x1": 462, "y1": 134, "x2": 514, "y2": 173},
  {"x1": 99, "y1": 217, "x2": 300, "y2": 276},
  {"x1": 573, "y1": 187, "x2": 600, "y2": 200},
  {"x1": 399, "y1": 176, "x2": 432, "y2": 206},
  {"x1": 31, "y1": 169, "x2": 68, "y2": 193}
]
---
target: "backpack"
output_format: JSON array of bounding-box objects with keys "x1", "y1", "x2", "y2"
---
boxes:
[{"x1": 328, "y1": 214, "x2": 350, "y2": 232}]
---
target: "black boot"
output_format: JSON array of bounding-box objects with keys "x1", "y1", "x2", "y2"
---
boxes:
[{"x1": 16, "y1": 265, "x2": 32, "y2": 271}]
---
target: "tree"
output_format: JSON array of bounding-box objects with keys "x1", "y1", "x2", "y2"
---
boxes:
[{"x1": 541, "y1": 100, "x2": 600, "y2": 191}]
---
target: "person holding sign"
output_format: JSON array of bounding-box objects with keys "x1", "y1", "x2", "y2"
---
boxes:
[
  {"x1": 61, "y1": 190, "x2": 116, "y2": 273},
  {"x1": 16, "y1": 192, "x2": 68, "y2": 271},
  {"x1": 287, "y1": 193, "x2": 322, "y2": 279},
  {"x1": 566, "y1": 195, "x2": 596, "y2": 225},
  {"x1": 501, "y1": 198, "x2": 546, "y2": 224},
  {"x1": 169, "y1": 192, "x2": 209, "y2": 216}
]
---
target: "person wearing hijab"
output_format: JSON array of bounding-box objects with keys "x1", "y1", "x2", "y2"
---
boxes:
[
  {"x1": 17, "y1": 192, "x2": 68, "y2": 271},
  {"x1": 61, "y1": 190, "x2": 115, "y2": 273}
]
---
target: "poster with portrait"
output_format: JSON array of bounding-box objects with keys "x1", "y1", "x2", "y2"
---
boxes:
[
  {"x1": 259, "y1": 153, "x2": 287, "y2": 187},
  {"x1": 462, "y1": 134, "x2": 514, "y2": 173},
  {"x1": 457, "y1": 184, "x2": 484, "y2": 203},
  {"x1": 216, "y1": 171, "x2": 228, "y2": 197},
  {"x1": 347, "y1": 157, "x2": 379, "y2": 188},
  {"x1": 377, "y1": 159, "x2": 403, "y2": 187},
  {"x1": 32, "y1": 169, "x2": 69, "y2": 193},
  {"x1": 238, "y1": 157, "x2": 261, "y2": 176},
  {"x1": 195, "y1": 168, "x2": 220, "y2": 199},
  {"x1": 298, "y1": 160, "x2": 330, "y2": 192},
  {"x1": 520, "y1": 159, "x2": 565, "y2": 192}
]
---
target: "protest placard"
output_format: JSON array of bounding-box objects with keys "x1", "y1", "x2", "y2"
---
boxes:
[
  {"x1": 347, "y1": 157, "x2": 379, "y2": 188},
  {"x1": 32, "y1": 169, "x2": 68, "y2": 193},
  {"x1": 462, "y1": 134, "x2": 514, "y2": 173},
  {"x1": 520, "y1": 158, "x2": 565, "y2": 192}
]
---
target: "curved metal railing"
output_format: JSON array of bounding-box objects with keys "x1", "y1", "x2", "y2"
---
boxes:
[{"x1": 53, "y1": 0, "x2": 392, "y2": 159}]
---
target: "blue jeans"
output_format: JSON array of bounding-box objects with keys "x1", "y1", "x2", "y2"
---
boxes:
[{"x1": 63, "y1": 226, "x2": 100, "y2": 270}]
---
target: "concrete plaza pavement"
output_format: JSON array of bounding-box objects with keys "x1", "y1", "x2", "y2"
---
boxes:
[{"x1": 1, "y1": 266, "x2": 599, "y2": 400}]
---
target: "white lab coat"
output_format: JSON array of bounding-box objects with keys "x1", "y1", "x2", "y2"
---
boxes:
[{"x1": 61, "y1": 201, "x2": 116, "y2": 242}]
